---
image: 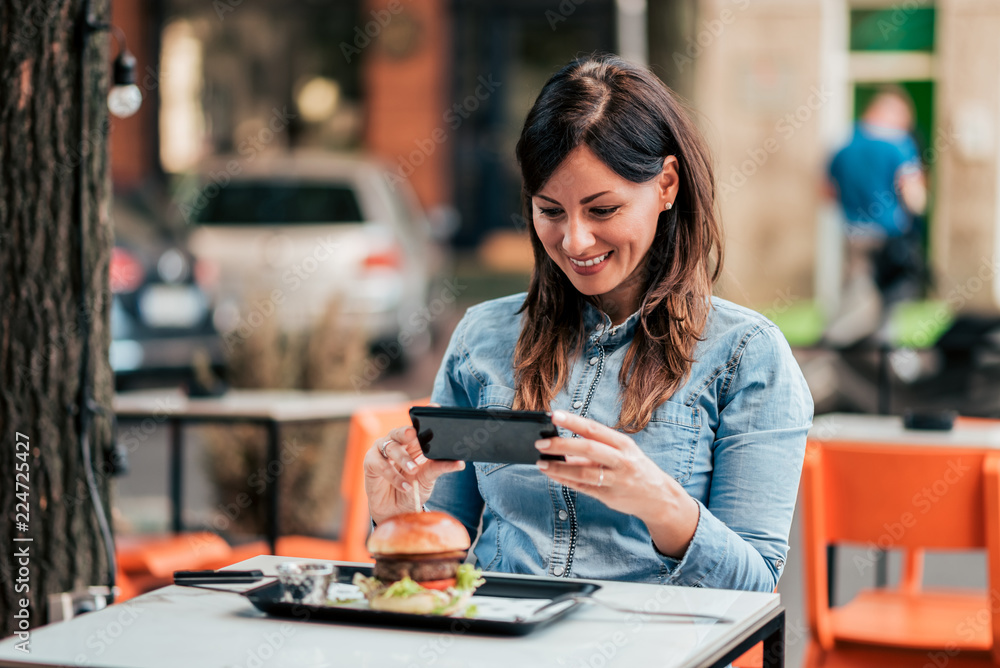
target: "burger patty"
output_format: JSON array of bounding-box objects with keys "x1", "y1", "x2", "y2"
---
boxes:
[{"x1": 373, "y1": 556, "x2": 461, "y2": 584}]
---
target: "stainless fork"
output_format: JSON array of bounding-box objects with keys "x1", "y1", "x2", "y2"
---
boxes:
[{"x1": 516, "y1": 594, "x2": 734, "y2": 624}]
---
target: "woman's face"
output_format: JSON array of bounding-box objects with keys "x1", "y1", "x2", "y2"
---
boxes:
[{"x1": 531, "y1": 145, "x2": 678, "y2": 317}]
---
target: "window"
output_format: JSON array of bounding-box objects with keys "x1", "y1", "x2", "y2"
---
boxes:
[
  {"x1": 194, "y1": 182, "x2": 363, "y2": 225},
  {"x1": 850, "y1": 7, "x2": 935, "y2": 52}
]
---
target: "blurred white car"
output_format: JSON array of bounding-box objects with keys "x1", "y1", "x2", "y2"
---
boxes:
[{"x1": 184, "y1": 153, "x2": 446, "y2": 363}]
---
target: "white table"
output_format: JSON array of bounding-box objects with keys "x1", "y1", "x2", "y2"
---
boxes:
[
  {"x1": 810, "y1": 412, "x2": 1000, "y2": 448},
  {"x1": 113, "y1": 389, "x2": 408, "y2": 552},
  {"x1": 0, "y1": 556, "x2": 784, "y2": 668}
]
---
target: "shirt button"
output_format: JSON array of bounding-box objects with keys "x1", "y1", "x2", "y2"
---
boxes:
[
  {"x1": 552, "y1": 565, "x2": 565, "y2": 576},
  {"x1": 572, "y1": 400, "x2": 583, "y2": 409},
  {"x1": 558, "y1": 510, "x2": 569, "y2": 521},
  {"x1": 775, "y1": 559, "x2": 785, "y2": 570},
  {"x1": 589, "y1": 356, "x2": 598, "y2": 366}
]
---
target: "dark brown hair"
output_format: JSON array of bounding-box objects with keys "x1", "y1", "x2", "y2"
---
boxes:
[{"x1": 512, "y1": 54, "x2": 723, "y2": 432}]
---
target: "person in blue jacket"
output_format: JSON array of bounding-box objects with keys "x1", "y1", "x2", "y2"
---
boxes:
[
  {"x1": 363, "y1": 54, "x2": 813, "y2": 592},
  {"x1": 825, "y1": 86, "x2": 927, "y2": 345}
]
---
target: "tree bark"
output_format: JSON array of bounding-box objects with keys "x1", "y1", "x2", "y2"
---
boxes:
[{"x1": 0, "y1": 0, "x2": 115, "y2": 635}]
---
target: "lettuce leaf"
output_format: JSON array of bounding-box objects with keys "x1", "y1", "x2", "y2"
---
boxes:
[
  {"x1": 454, "y1": 564, "x2": 486, "y2": 592},
  {"x1": 383, "y1": 577, "x2": 425, "y2": 598},
  {"x1": 430, "y1": 590, "x2": 466, "y2": 615},
  {"x1": 351, "y1": 572, "x2": 383, "y2": 598},
  {"x1": 351, "y1": 565, "x2": 484, "y2": 613}
]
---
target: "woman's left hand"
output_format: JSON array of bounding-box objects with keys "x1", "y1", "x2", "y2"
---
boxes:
[{"x1": 536, "y1": 410, "x2": 700, "y2": 558}]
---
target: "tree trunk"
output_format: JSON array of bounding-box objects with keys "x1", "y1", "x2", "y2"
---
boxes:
[{"x1": 0, "y1": 0, "x2": 115, "y2": 636}]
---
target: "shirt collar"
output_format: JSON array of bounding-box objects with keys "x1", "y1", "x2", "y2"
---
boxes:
[{"x1": 581, "y1": 300, "x2": 642, "y2": 346}]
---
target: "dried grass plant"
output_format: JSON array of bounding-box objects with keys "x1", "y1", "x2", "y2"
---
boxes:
[{"x1": 204, "y1": 297, "x2": 369, "y2": 538}]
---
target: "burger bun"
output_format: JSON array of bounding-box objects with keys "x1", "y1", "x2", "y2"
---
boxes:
[
  {"x1": 369, "y1": 589, "x2": 473, "y2": 616},
  {"x1": 367, "y1": 511, "x2": 471, "y2": 556}
]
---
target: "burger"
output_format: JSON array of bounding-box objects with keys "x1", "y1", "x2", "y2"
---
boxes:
[{"x1": 352, "y1": 511, "x2": 485, "y2": 615}]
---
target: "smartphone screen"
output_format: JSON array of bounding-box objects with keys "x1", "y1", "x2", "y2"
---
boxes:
[{"x1": 409, "y1": 406, "x2": 564, "y2": 464}]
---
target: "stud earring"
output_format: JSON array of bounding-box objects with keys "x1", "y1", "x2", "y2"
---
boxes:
[{"x1": 664, "y1": 202, "x2": 673, "y2": 210}]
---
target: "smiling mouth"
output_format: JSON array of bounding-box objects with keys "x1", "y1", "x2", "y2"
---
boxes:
[{"x1": 568, "y1": 252, "x2": 612, "y2": 267}]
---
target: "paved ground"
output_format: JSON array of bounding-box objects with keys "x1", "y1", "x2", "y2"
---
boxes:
[{"x1": 113, "y1": 282, "x2": 989, "y2": 668}]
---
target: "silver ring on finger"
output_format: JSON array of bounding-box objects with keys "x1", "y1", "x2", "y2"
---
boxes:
[
  {"x1": 598, "y1": 465, "x2": 605, "y2": 488},
  {"x1": 378, "y1": 438, "x2": 392, "y2": 460}
]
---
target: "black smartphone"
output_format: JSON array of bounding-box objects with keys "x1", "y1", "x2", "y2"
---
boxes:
[
  {"x1": 409, "y1": 406, "x2": 564, "y2": 464},
  {"x1": 173, "y1": 569, "x2": 264, "y2": 585},
  {"x1": 903, "y1": 409, "x2": 957, "y2": 431}
]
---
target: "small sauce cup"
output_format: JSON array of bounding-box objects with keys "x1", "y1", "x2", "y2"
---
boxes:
[{"x1": 276, "y1": 562, "x2": 336, "y2": 605}]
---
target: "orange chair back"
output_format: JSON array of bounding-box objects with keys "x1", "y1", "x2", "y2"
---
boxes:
[
  {"x1": 812, "y1": 443, "x2": 986, "y2": 549},
  {"x1": 116, "y1": 531, "x2": 232, "y2": 578},
  {"x1": 801, "y1": 441, "x2": 1000, "y2": 654},
  {"x1": 338, "y1": 398, "x2": 429, "y2": 563}
]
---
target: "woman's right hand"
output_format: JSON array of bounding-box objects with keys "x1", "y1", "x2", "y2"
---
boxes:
[{"x1": 363, "y1": 424, "x2": 466, "y2": 525}]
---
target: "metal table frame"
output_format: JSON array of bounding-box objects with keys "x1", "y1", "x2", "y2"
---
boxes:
[
  {"x1": 114, "y1": 390, "x2": 407, "y2": 554},
  {"x1": 700, "y1": 606, "x2": 785, "y2": 668}
]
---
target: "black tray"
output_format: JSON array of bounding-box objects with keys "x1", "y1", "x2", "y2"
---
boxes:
[{"x1": 243, "y1": 564, "x2": 601, "y2": 636}]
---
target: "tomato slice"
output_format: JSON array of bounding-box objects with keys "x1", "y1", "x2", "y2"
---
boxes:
[{"x1": 418, "y1": 578, "x2": 456, "y2": 591}]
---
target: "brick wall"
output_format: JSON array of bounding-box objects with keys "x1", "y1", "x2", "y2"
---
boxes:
[{"x1": 363, "y1": 0, "x2": 451, "y2": 210}]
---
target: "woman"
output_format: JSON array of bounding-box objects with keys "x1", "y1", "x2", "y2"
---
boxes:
[{"x1": 364, "y1": 54, "x2": 812, "y2": 592}]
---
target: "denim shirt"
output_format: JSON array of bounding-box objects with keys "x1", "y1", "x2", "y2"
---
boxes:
[{"x1": 425, "y1": 293, "x2": 813, "y2": 592}]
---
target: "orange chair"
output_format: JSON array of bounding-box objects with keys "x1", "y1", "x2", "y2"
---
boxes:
[
  {"x1": 732, "y1": 642, "x2": 764, "y2": 668},
  {"x1": 113, "y1": 530, "x2": 236, "y2": 598},
  {"x1": 273, "y1": 398, "x2": 429, "y2": 562},
  {"x1": 117, "y1": 531, "x2": 233, "y2": 578},
  {"x1": 801, "y1": 441, "x2": 1000, "y2": 667}
]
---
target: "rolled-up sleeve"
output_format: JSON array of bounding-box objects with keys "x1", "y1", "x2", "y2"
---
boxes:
[
  {"x1": 657, "y1": 324, "x2": 813, "y2": 591},
  {"x1": 422, "y1": 316, "x2": 486, "y2": 543}
]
